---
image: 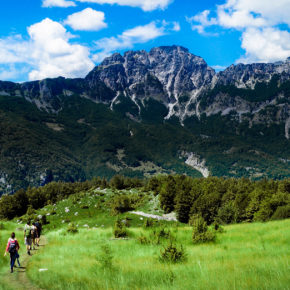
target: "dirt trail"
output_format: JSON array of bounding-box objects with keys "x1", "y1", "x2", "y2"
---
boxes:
[
  {"x1": 2, "y1": 236, "x2": 47, "y2": 290},
  {"x1": 130, "y1": 211, "x2": 177, "y2": 221}
]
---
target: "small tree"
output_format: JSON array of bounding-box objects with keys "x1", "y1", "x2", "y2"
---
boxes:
[
  {"x1": 192, "y1": 215, "x2": 216, "y2": 244},
  {"x1": 67, "y1": 223, "x2": 78, "y2": 234},
  {"x1": 97, "y1": 244, "x2": 113, "y2": 269},
  {"x1": 159, "y1": 243, "x2": 187, "y2": 263},
  {"x1": 113, "y1": 218, "x2": 127, "y2": 238}
]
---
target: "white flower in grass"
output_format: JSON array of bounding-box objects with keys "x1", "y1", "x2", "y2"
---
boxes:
[
  {"x1": 65, "y1": 207, "x2": 70, "y2": 213},
  {"x1": 46, "y1": 213, "x2": 50, "y2": 216},
  {"x1": 38, "y1": 215, "x2": 42, "y2": 219},
  {"x1": 83, "y1": 224, "x2": 89, "y2": 227},
  {"x1": 74, "y1": 212, "x2": 78, "y2": 216},
  {"x1": 140, "y1": 217, "x2": 143, "y2": 220},
  {"x1": 62, "y1": 220, "x2": 65, "y2": 223},
  {"x1": 101, "y1": 225, "x2": 104, "y2": 227}
]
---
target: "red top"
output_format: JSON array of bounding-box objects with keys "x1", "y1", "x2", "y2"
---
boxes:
[{"x1": 6, "y1": 239, "x2": 20, "y2": 252}]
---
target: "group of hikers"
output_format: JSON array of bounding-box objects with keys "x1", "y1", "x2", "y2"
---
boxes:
[{"x1": 4, "y1": 220, "x2": 42, "y2": 273}]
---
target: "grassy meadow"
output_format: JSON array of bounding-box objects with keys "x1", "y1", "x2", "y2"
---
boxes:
[
  {"x1": 0, "y1": 187, "x2": 289, "y2": 289},
  {"x1": 26, "y1": 220, "x2": 290, "y2": 290}
]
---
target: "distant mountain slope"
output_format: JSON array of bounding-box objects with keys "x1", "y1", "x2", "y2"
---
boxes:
[{"x1": 0, "y1": 46, "x2": 289, "y2": 192}]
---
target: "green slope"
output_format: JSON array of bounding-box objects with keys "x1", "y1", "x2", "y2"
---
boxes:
[{"x1": 0, "y1": 93, "x2": 289, "y2": 193}]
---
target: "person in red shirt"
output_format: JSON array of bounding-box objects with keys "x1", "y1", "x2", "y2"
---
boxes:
[{"x1": 4, "y1": 232, "x2": 20, "y2": 273}]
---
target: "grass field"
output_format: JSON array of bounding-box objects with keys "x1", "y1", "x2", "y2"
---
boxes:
[
  {"x1": 25, "y1": 219, "x2": 290, "y2": 290},
  {"x1": 0, "y1": 188, "x2": 289, "y2": 290}
]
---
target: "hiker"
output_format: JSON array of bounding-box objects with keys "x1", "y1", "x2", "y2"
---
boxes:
[
  {"x1": 4, "y1": 232, "x2": 20, "y2": 273},
  {"x1": 31, "y1": 222, "x2": 38, "y2": 250},
  {"x1": 7, "y1": 237, "x2": 21, "y2": 267},
  {"x1": 24, "y1": 220, "x2": 32, "y2": 255},
  {"x1": 35, "y1": 220, "x2": 42, "y2": 247}
]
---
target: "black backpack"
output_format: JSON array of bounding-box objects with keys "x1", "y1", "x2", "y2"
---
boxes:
[{"x1": 8, "y1": 240, "x2": 17, "y2": 254}]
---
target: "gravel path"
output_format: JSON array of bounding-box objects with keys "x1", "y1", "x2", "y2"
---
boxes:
[{"x1": 130, "y1": 211, "x2": 177, "y2": 221}]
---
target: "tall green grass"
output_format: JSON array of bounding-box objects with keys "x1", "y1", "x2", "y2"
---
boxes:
[{"x1": 27, "y1": 219, "x2": 290, "y2": 290}]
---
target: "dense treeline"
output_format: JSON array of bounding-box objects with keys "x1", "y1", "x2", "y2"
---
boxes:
[
  {"x1": 0, "y1": 175, "x2": 144, "y2": 220},
  {"x1": 0, "y1": 175, "x2": 289, "y2": 224},
  {"x1": 148, "y1": 175, "x2": 290, "y2": 224}
]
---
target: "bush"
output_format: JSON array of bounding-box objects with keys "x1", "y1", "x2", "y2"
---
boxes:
[
  {"x1": 192, "y1": 215, "x2": 216, "y2": 244},
  {"x1": 143, "y1": 218, "x2": 155, "y2": 228},
  {"x1": 113, "y1": 218, "x2": 127, "y2": 238},
  {"x1": 26, "y1": 206, "x2": 36, "y2": 216},
  {"x1": 159, "y1": 243, "x2": 186, "y2": 263},
  {"x1": 137, "y1": 235, "x2": 150, "y2": 245},
  {"x1": 41, "y1": 215, "x2": 48, "y2": 225},
  {"x1": 271, "y1": 205, "x2": 290, "y2": 220},
  {"x1": 110, "y1": 195, "x2": 134, "y2": 215},
  {"x1": 67, "y1": 223, "x2": 78, "y2": 234},
  {"x1": 217, "y1": 202, "x2": 237, "y2": 224},
  {"x1": 212, "y1": 221, "x2": 224, "y2": 233},
  {"x1": 97, "y1": 244, "x2": 113, "y2": 269}
]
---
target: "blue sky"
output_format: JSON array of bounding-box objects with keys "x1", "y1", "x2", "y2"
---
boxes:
[{"x1": 0, "y1": 0, "x2": 289, "y2": 82}]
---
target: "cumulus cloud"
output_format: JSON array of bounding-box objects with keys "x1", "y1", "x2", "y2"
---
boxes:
[
  {"x1": 188, "y1": 0, "x2": 290, "y2": 63},
  {"x1": 64, "y1": 8, "x2": 107, "y2": 31},
  {"x1": 42, "y1": 0, "x2": 76, "y2": 8},
  {"x1": 238, "y1": 27, "x2": 290, "y2": 63},
  {"x1": 0, "y1": 18, "x2": 94, "y2": 81},
  {"x1": 76, "y1": 0, "x2": 172, "y2": 11},
  {"x1": 28, "y1": 18, "x2": 95, "y2": 80},
  {"x1": 93, "y1": 21, "x2": 176, "y2": 62}
]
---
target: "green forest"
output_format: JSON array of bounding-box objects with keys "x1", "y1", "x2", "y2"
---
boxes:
[{"x1": 1, "y1": 175, "x2": 289, "y2": 225}]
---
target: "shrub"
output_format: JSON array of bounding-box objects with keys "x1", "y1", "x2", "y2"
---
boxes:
[
  {"x1": 26, "y1": 206, "x2": 36, "y2": 216},
  {"x1": 113, "y1": 218, "x2": 127, "y2": 238},
  {"x1": 217, "y1": 202, "x2": 237, "y2": 224},
  {"x1": 271, "y1": 205, "x2": 290, "y2": 220},
  {"x1": 192, "y1": 215, "x2": 216, "y2": 244},
  {"x1": 97, "y1": 244, "x2": 113, "y2": 269},
  {"x1": 41, "y1": 215, "x2": 48, "y2": 225},
  {"x1": 212, "y1": 221, "x2": 224, "y2": 233},
  {"x1": 137, "y1": 235, "x2": 150, "y2": 245},
  {"x1": 159, "y1": 243, "x2": 186, "y2": 263},
  {"x1": 110, "y1": 195, "x2": 134, "y2": 214},
  {"x1": 67, "y1": 223, "x2": 78, "y2": 234},
  {"x1": 143, "y1": 218, "x2": 155, "y2": 228}
]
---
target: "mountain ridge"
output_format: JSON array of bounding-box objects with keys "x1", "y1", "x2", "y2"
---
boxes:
[{"x1": 0, "y1": 46, "x2": 289, "y2": 192}]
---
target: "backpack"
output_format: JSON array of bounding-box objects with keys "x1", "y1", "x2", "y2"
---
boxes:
[
  {"x1": 8, "y1": 240, "x2": 17, "y2": 254},
  {"x1": 25, "y1": 226, "x2": 31, "y2": 238},
  {"x1": 35, "y1": 222, "x2": 41, "y2": 232}
]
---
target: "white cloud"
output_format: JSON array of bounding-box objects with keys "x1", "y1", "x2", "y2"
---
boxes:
[
  {"x1": 28, "y1": 18, "x2": 95, "y2": 80},
  {"x1": 238, "y1": 27, "x2": 290, "y2": 63},
  {"x1": 93, "y1": 21, "x2": 175, "y2": 62},
  {"x1": 76, "y1": 0, "x2": 172, "y2": 11},
  {"x1": 189, "y1": 0, "x2": 290, "y2": 63},
  {"x1": 64, "y1": 8, "x2": 107, "y2": 31},
  {"x1": 171, "y1": 22, "x2": 180, "y2": 32},
  {"x1": 0, "y1": 18, "x2": 95, "y2": 81},
  {"x1": 42, "y1": 0, "x2": 76, "y2": 8}
]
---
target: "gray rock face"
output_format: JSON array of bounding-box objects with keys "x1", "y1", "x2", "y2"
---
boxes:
[
  {"x1": 216, "y1": 59, "x2": 290, "y2": 89},
  {"x1": 0, "y1": 45, "x2": 289, "y2": 136},
  {"x1": 86, "y1": 46, "x2": 215, "y2": 112}
]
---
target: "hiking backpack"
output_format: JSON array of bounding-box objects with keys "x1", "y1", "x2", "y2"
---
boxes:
[
  {"x1": 25, "y1": 226, "x2": 32, "y2": 238},
  {"x1": 8, "y1": 241, "x2": 17, "y2": 254}
]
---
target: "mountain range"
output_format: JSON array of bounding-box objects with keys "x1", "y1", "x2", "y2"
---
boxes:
[{"x1": 0, "y1": 45, "x2": 289, "y2": 193}]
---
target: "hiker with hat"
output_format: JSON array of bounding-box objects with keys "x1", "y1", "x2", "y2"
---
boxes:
[{"x1": 4, "y1": 232, "x2": 20, "y2": 273}]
